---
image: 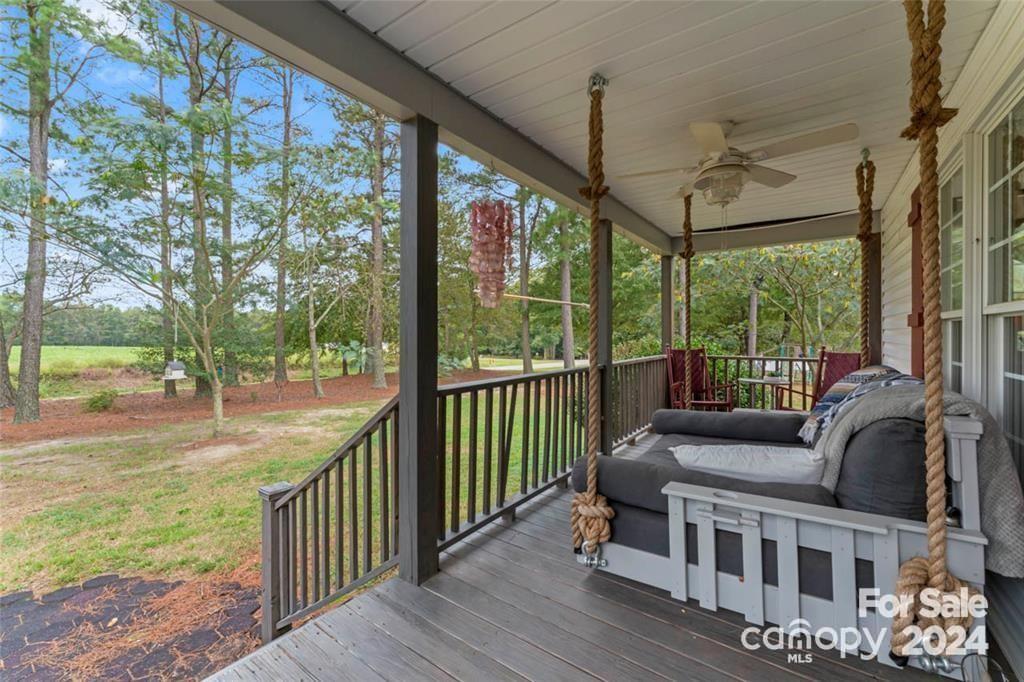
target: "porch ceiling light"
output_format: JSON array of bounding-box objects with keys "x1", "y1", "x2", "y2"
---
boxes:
[{"x1": 693, "y1": 163, "x2": 749, "y2": 207}]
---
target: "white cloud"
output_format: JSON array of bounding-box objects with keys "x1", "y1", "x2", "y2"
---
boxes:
[
  {"x1": 49, "y1": 158, "x2": 68, "y2": 175},
  {"x1": 73, "y1": 0, "x2": 147, "y2": 49}
]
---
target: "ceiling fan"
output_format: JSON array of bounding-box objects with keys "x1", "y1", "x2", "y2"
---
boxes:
[{"x1": 620, "y1": 121, "x2": 859, "y2": 207}]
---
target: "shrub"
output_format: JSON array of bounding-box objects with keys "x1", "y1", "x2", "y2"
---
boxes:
[{"x1": 83, "y1": 389, "x2": 118, "y2": 413}]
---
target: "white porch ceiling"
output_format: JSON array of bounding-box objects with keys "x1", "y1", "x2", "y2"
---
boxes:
[{"x1": 331, "y1": 0, "x2": 996, "y2": 237}]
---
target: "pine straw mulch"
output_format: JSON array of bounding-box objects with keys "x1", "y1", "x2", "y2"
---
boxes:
[{"x1": 5, "y1": 559, "x2": 262, "y2": 681}]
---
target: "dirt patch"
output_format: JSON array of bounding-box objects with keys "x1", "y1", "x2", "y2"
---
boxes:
[
  {"x1": 1, "y1": 370, "x2": 508, "y2": 445},
  {"x1": 178, "y1": 435, "x2": 265, "y2": 465},
  {"x1": 2, "y1": 561, "x2": 261, "y2": 681}
]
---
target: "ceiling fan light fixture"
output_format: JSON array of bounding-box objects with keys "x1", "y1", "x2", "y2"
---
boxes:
[{"x1": 694, "y1": 165, "x2": 749, "y2": 207}]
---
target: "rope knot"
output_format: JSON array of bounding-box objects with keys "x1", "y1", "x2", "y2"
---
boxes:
[
  {"x1": 890, "y1": 557, "x2": 979, "y2": 656},
  {"x1": 578, "y1": 185, "x2": 610, "y2": 202},
  {"x1": 571, "y1": 491, "x2": 614, "y2": 551},
  {"x1": 901, "y1": 105, "x2": 957, "y2": 141}
]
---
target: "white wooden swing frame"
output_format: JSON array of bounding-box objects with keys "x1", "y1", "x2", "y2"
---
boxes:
[{"x1": 585, "y1": 417, "x2": 986, "y2": 675}]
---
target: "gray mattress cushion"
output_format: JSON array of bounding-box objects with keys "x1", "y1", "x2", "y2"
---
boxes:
[
  {"x1": 609, "y1": 502, "x2": 874, "y2": 600},
  {"x1": 834, "y1": 418, "x2": 928, "y2": 521},
  {"x1": 572, "y1": 435, "x2": 836, "y2": 515},
  {"x1": 652, "y1": 409, "x2": 805, "y2": 444}
]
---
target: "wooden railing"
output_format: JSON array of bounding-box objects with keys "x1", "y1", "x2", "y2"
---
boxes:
[
  {"x1": 610, "y1": 355, "x2": 668, "y2": 447},
  {"x1": 259, "y1": 395, "x2": 399, "y2": 641},
  {"x1": 259, "y1": 357, "x2": 670, "y2": 641},
  {"x1": 706, "y1": 354, "x2": 819, "y2": 410}
]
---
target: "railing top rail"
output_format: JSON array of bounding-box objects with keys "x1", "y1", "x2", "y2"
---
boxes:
[
  {"x1": 611, "y1": 355, "x2": 666, "y2": 366},
  {"x1": 274, "y1": 393, "x2": 399, "y2": 510},
  {"x1": 437, "y1": 366, "x2": 586, "y2": 395}
]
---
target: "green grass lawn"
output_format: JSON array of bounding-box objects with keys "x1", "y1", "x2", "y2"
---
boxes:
[
  {"x1": 0, "y1": 386, "x2": 580, "y2": 594},
  {"x1": 7, "y1": 345, "x2": 141, "y2": 373},
  {"x1": 0, "y1": 401, "x2": 384, "y2": 593}
]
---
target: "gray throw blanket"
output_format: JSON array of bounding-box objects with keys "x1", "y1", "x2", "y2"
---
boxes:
[{"x1": 816, "y1": 384, "x2": 1024, "y2": 577}]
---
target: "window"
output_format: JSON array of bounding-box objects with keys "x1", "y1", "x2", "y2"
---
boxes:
[
  {"x1": 987, "y1": 98, "x2": 1024, "y2": 304},
  {"x1": 995, "y1": 314, "x2": 1024, "y2": 480},
  {"x1": 941, "y1": 169, "x2": 964, "y2": 312},
  {"x1": 941, "y1": 169, "x2": 964, "y2": 391}
]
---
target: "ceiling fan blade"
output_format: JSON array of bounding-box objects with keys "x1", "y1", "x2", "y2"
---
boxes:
[
  {"x1": 747, "y1": 164, "x2": 797, "y2": 188},
  {"x1": 618, "y1": 165, "x2": 694, "y2": 179},
  {"x1": 667, "y1": 183, "x2": 695, "y2": 200},
  {"x1": 751, "y1": 123, "x2": 859, "y2": 161},
  {"x1": 689, "y1": 122, "x2": 730, "y2": 156}
]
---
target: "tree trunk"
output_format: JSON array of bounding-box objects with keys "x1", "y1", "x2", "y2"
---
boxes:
[
  {"x1": 14, "y1": 2, "x2": 51, "y2": 423},
  {"x1": 0, "y1": 321, "x2": 15, "y2": 408},
  {"x1": 747, "y1": 286, "x2": 759, "y2": 356},
  {"x1": 220, "y1": 48, "x2": 238, "y2": 386},
  {"x1": 469, "y1": 296, "x2": 480, "y2": 372},
  {"x1": 368, "y1": 113, "x2": 387, "y2": 389},
  {"x1": 518, "y1": 190, "x2": 532, "y2": 373},
  {"x1": 308, "y1": 300, "x2": 324, "y2": 398},
  {"x1": 210, "y1": 375, "x2": 224, "y2": 437},
  {"x1": 182, "y1": 17, "x2": 212, "y2": 399},
  {"x1": 560, "y1": 221, "x2": 575, "y2": 369},
  {"x1": 274, "y1": 68, "x2": 292, "y2": 388},
  {"x1": 157, "y1": 46, "x2": 176, "y2": 399}
]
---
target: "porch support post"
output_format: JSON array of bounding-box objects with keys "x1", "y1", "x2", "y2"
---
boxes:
[
  {"x1": 398, "y1": 114, "x2": 439, "y2": 584},
  {"x1": 660, "y1": 255, "x2": 673, "y2": 351},
  {"x1": 597, "y1": 218, "x2": 613, "y2": 455},
  {"x1": 866, "y1": 232, "x2": 882, "y2": 365}
]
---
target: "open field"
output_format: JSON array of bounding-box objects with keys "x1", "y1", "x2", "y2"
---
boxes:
[{"x1": 7, "y1": 345, "x2": 141, "y2": 373}]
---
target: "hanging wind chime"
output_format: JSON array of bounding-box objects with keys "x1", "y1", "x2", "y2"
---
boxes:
[{"x1": 469, "y1": 199, "x2": 515, "y2": 308}]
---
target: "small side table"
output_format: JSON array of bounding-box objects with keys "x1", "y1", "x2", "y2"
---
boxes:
[{"x1": 738, "y1": 376, "x2": 792, "y2": 410}]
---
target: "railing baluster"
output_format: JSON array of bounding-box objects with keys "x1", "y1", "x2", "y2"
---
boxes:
[
  {"x1": 496, "y1": 385, "x2": 507, "y2": 507},
  {"x1": 299, "y1": 490, "x2": 308, "y2": 608},
  {"x1": 531, "y1": 379, "x2": 541, "y2": 488},
  {"x1": 543, "y1": 376, "x2": 553, "y2": 482},
  {"x1": 334, "y1": 460, "x2": 343, "y2": 589},
  {"x1": 436, "y1": 395, "x2": 447, "y2": 541},
  {"x1": 451, "y1": 392, "x2": 461, "y2": 534},
  {"x1": 468, "y1": 391, "x2": 478, "y2": 523},
  {"x1": 483, "y1": 387, "x2": 493, "y2": 514},
  {"x1": 560, "y1": 373, "x2": 569, "y2": 473},
  {"x1": 549, "y1": 375, "x2": 560, "y2": 480},
  {"x1": 311, "y1": 477, "x2": 320, "y2": 604},
  {"x1": 321, "y1": 472, "x2": 329, "y2": 598},
  {"x1": 287, "y1": 498, "x2": 296, "y2": 614},
  {"x1": 500, "y1": 384, "x2": 517, "y2": 506},
  {"x1": 521, "y1": 379, "x2": 530, "y2": 495},
  {"x1": 390, "y1": 411, "x2": 399, "y2": 556},
  {"x1": 349, "y1": 440, "x2": 357, "y2": 583},
  {"x1": 363, "y1": 434, "x2": 372, "y2": 574},
  {"x1": 379, "y1": 418, "x2": 389, "y2": 562}
]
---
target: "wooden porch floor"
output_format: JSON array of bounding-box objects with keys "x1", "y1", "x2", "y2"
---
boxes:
[{"x1": 211, "y1": 483, "x2": 930, "y2": 682}]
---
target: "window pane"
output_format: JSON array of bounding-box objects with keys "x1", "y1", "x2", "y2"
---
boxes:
[
  {"x1": 951, "y1": 216, "x2": 964, "y2": 265},
  {"x1": 990, "y1": 116, "x2": 1009, "y2": 184},
  {"x1": 1013, "y1": 99, "x2": 1024, "y2": 169},
  {"x1": 990, "y1": 180, "x2": 1010, "y2": 245},
  {"x1": 944, "y1": 318, "x2": 962, "y2": 393},
  {"x1": 1001, "y1": 315, "x2": 1024, "y2": 481},
  {"x1": 991, "y1": 243, "x2": 1009, "y2": 304},
  {"x1": 1013, "y1": 236, "x2": 1024, "y2": 302},
  {"x1": 952, "y1": 263, "x2": 963, "y2": 310},
  {"x1": 1013, "y1": 167, "x2": 1024, "y2": 237}
]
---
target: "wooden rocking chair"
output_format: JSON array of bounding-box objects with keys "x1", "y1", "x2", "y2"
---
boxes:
[
  {"x1": 775, "y1": 346, "x2": 862, "y2": 410},
  {"x1": 665, "y1": 347, "x2": 733, "y2": 412}
]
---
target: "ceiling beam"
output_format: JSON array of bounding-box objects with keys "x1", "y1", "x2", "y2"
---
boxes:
[
  {"x1": 173, "y1": 0, "x2": 672, "y2": 254},
  {"x1": 671, "y1": 210, "x2": 878, "y2": 254}
]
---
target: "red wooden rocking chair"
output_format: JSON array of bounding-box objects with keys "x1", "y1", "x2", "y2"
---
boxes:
[
  {"x1": 665, "y1": 347, "x2": 733, "y2": 411},
  {"x1": 775, "y1": 346, "x2": 862, "y2": 410}
]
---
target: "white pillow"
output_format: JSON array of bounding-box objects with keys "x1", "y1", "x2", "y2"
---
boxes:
[{"x1": 670, "y1": 443, "x2": 824, "y2": 485}]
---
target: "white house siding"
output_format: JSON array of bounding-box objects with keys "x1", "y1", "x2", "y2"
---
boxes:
[{"x1": 879, "y1": 0, "x2": 1024, "y2": 374}]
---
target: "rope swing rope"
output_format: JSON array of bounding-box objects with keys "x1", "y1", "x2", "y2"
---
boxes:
[
  {"x1": 681, "y1": 193, "x2": 695, "y2": 410},
  {"x1": 571, "y1": 74, "x2": 614, "y2": 555},
  {"x1": 890, "y1": 0, "x2": 977, "y2": 660},
  {"x1": 855, "y1": 150, "x2": 876, "y2": 369}
]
